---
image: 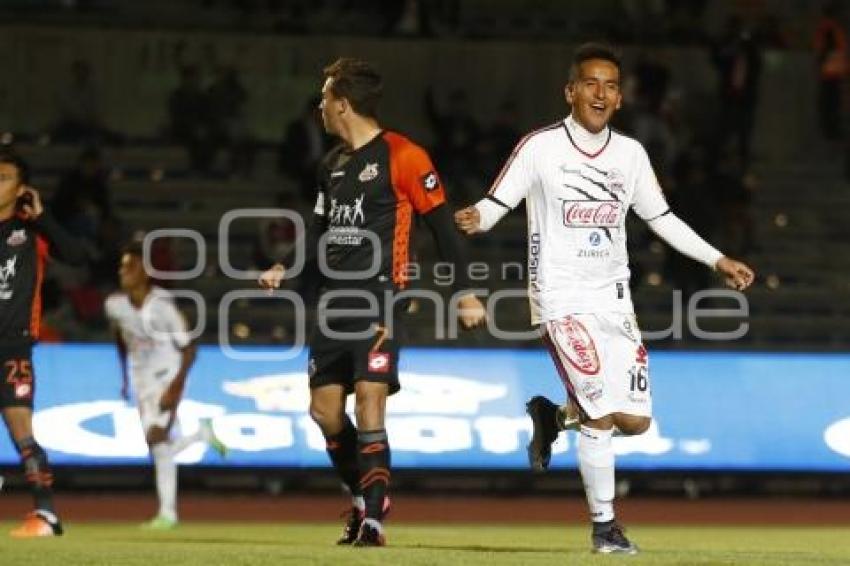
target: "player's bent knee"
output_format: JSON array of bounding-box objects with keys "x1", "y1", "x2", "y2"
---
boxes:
[
  {"x1": 616, "y1": 415, "x2": 651, "y2": 436},
  {"x1": 146, "y1": 426, "x2": 168, "y2": 446}
]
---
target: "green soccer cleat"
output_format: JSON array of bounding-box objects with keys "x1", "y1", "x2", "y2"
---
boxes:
[
  {"x1": 199, "y1": 418, "x2": 228, "y2": 457},
  {"x1": 140, "y1": 516, "x2": 178, "y2": 530}
]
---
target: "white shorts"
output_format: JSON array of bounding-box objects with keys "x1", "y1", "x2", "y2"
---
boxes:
[
  {"x1": 132, "y1": 367, "x2": 178, "y2": 432},
  {"x1": 542, "y1": 313, "x2": 652, "y2": 419}
]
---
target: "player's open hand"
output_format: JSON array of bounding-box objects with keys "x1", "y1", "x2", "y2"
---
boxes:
[
  {"x1": 454, "y1": 206, "x2": 481, "y2": 235},
  {"x1": 715, "y1": 257, "x2": 755, "y2": 291},
  {"x1": 18, "y1": 186, "x2": 43, "y2": 220},
  {"x1": 258, "y1": 263, "x2": 285, "y2": 293},
  {"x1": 457, "y1": 293, "x2": 486, "y2": 329}
]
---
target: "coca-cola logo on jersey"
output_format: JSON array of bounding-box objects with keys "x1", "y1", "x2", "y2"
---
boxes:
[
  {"x1": 557, "y1": 316, "x2": 600, "y2": 375},
  {"x1": 562, "y1": 200, "x2": 623, "y2": 228}
]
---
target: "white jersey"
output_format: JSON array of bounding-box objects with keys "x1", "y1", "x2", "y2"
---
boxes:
[
  {"x1": 105, "y1": 287, "x2": 190, "y2": 386},
  {"x1": 482, "y1": 116, "x2": 671, "y2": 324}
]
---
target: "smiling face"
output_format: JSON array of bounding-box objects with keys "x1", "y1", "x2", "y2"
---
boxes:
[
  {"x1": 565, "y1": 58, "x2": 622, "y2": 134},
  {"x1": 118, "y1": 252, "x2": 148, "y2": 292}
]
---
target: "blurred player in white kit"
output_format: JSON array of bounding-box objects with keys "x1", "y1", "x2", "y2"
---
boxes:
[{"x1": 105, "y1": 241, "x2": 226, "y2": 529}]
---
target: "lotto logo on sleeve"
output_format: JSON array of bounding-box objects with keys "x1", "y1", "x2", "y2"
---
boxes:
[
  {"x1": 562, "y1": 201, "x2": 623, "y2": 228},
  {"x1": 368, "y1": 352, "x2": 391, "y2": 373},
  {"x1": 421, "y1": 172, "x2": 440, "y2": 192}
]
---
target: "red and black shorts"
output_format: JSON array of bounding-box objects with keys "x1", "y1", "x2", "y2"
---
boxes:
[{"x1": 0, "y1": 345, "x2": 35, "y2": 409}]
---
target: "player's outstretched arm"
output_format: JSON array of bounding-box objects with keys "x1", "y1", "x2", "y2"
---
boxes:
[
  {"x1": 422, "y1": 204, "x2": 486, "y2": 329},
  {"x1": 715, "y1": 256, "x2": 755, "y2": 291}
]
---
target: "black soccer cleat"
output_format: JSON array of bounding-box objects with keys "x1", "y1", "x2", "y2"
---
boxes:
[
  {"x1": 336, "y1": 507, "x2": 363, "y2": 545},
  {"x1": 352, "y1": 521, "x2": 386, "y2": 547},
  {"x1": 336, "y1": 496, "x2": 391, "y2": 545},
  {"x1": 592, "y1": 523, "x2": 639, "y2": 555},
  {"x1": 526, "y1": 395, "x2": 560, "y2": 472}
]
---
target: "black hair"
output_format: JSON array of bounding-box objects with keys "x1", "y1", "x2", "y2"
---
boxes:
[
  {"x1": 121, "y1": 240, "x2": 144, "y2": 258},
  {"x1": 569, "y1": 43, "x2": 622, "y2": 82},
  {"x1": 0, "y1": 149, "x2": 30, "y2": 185},
  {"x1": 323, "y1": 57, "x2": 384, "y2": 119}
]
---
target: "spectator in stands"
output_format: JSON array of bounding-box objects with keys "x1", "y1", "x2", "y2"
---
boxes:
[
  {"x1": 253, "y1": 193, "x2": 298, "y2": 270},
  {"x1": 424, "y1": 87, "x2": 480, "y2": 201},
  {"x1": 52, "y1": 147, "x2": 111, "y2": 243},
  {"x1": 51, "y1": 147, "x2": 121, "y2": 282},
  {"x1": 712, "y1": 148, "x2": 756, "y2": 258},
  {"x1": 479, "y1": 99, "x2": 521, "y2": 181},
  {"x1": 814, "y1": 2, "x2": 847, "y2": 141},
  {"x1": 168, "y1": 65, "x2": 215, "y2": 174},
  {"x1": 52, "y1": 59, "x2": 120, "y2": 145},
  {"x1": 711, "y1": 17, "x2": 763, "y2": 167},
  {"x1": 207, "y1": 65, "x2": 255, "y2": 177},
  {"x1": 664, "y1": 147, "x2": 718, "y2": 299},
  {"x1": 278, "y1": 96, "x2": 332, "y2": 202}
]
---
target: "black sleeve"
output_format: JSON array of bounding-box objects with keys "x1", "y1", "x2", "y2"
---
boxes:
[
  {"x1": 283, "y1": 212, "x2": 326, "y2": 273},
  {"x1": 31, "y1": 210, "x2": 88, "y2": 266},
  {"x1": 422, "y1": 203, "x2": 473, "y2": 294}
]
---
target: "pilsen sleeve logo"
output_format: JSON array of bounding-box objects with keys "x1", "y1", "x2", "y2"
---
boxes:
[{"x1": 421, "y1": 171, "x2": 440, "y2": 192}]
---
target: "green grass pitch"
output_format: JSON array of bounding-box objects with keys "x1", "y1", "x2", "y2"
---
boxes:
[{"x1": 0, "y1": 522, "x2": 848, "y2": 565}]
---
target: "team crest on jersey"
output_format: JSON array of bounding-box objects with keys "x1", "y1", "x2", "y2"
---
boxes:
[
  {"x1": 6, "y1": 229, "x2": 27, "y2": 246},
  {"x1": 421, "y1": 171, "x2": 439, "y2": 192},
  {"x1": 605, "y1": 168, "x2": 625, "y2": 194},
  {"x1": 358, "y1": 162, "x2": 379, "y2": 182}
]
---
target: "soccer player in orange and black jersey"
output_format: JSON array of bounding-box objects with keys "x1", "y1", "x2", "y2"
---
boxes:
[
  {"x1": 259, "y1": 58, "x2": 486, "y2": 547},
  {"x1": 0, "y1": 150, "x2": 86, "y2": 537}
]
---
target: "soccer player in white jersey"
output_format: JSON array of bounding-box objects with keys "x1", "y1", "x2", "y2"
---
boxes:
[
  {"x1": 455, "y1": 43, "x2": 754, "y2": 554},
  {"x1": 105, "y1": 241, "x2": 226, "y2": 529}
]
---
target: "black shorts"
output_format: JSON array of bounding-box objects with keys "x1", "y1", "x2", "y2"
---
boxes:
[
  {"x1": 308, "y1": 314, "x2": 404, "y2": 396},
  {"x1": 0, "y1": 345, "x2": 35, "y2": 409}
]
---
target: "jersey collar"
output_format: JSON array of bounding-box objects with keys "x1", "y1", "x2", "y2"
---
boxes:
[{"x1": 563, "y1": 114, "x2": 611, "y2": 159}]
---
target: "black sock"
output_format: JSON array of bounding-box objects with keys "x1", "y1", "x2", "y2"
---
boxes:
[
  {"x1": 16, "y1": 437, "x2": 56, "y2": 515},
  {"x1": 324, "y1": 417, "x2": 361, "y2": 498},
  {"x1": 593, "y1": 519, "x2": 616, "y2": 534},
  {"x1": 357, "y1": 429, "x2": 390, "y2": 521}
]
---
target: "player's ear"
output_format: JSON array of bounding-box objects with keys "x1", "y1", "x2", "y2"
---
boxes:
[
  {"x1": 615, "y1": 93, "x2": 622, "y2": 110},
  {"x1": 564, "y1": 83, "x2": 574, "y2": 105}
]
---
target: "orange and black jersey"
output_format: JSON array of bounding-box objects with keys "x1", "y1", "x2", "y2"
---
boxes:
[
  {"x1": 307, "y1": 130, "x2": 470, "y2": 291},
  {"x1": 0, "y1": 212, "x2": 86, "y2": 347}
]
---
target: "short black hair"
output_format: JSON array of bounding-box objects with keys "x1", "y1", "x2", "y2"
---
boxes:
[
  {"x1": 121, "y1": 240, "x2": 144, "y2": 258},
  {"x1": 323, "y1": 57, "x2": 383, "y2": 119},
  {"x1": 569, "y1": 43, "x2": 622, "y2": 82},
  {"x1": 0, "y1": 149, "x2": 30, "y2": 185}
]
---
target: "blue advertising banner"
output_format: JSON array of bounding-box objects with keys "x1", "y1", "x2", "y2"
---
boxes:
[{"x1": 1, "y1": 344, "x2": 849, "y2": 471}]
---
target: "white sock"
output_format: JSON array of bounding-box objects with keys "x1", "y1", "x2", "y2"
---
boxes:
[
  {"x1": 151, "y1": 443, "x2": 177, "y2": 521},
  {"x1": 167, "y1": 430, "x2": 204, "y2": 457},
  {"x1": 352, "y1": 495, "x2": 365, "y2": 513},
  {"x1": 362, "y1": 517, "x2": 383, "y2": 533},
  {"x1": 578, "y1": 425, "x2": 615, "y2": 524}
]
